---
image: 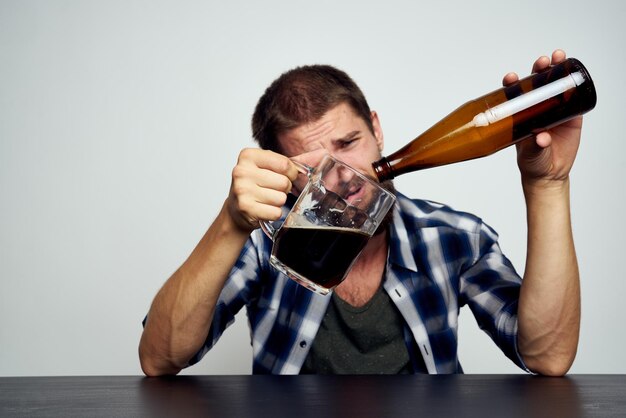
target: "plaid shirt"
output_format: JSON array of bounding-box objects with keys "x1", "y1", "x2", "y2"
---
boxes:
[{"x1": 188, "y1": 193, "x2": 529, "y2": 374}]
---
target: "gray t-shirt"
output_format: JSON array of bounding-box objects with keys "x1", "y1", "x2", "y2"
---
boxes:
[{"x1": 301, "y1": 286, "x2": 411, "y2": 374}]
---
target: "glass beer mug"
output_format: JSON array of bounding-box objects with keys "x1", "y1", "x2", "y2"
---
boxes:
[{"x1": 260, "y1": 154, "x2": 396, "y2": 295}]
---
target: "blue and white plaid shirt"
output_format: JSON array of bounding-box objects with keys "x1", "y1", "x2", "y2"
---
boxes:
[{"x1": 188, "y1": 192, "x2": 529, "y2": 374}]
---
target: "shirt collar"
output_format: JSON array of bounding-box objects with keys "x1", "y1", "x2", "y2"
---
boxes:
[{"x1": 388, "y1": 195, "x2": 419, "y2": 273}]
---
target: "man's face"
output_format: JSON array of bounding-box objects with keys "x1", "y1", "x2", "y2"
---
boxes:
[
  {"x1": 277, "y1": 102, "x2": 384, "y2": 179},
  {"x1": 279, "y1": 102, "x2": 395, "y2": 235}
]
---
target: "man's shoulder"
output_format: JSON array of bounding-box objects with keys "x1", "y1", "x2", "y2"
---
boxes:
[{"x1": 394, "y1": 192, "x2": 485, "y2": 234}]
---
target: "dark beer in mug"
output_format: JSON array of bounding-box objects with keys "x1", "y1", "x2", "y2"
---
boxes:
[{"x1": 272, "y1": 225, "x2": 370, "y2": 289}]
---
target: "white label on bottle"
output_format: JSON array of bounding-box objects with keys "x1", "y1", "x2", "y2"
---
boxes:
[{"x1": 472, "y1": 71, "x2": 585, "y2": 127}]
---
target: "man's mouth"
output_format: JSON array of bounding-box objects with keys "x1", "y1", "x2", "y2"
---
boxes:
[{"x1": 345, "y1": 184, "x2": 365, "y2": 204}]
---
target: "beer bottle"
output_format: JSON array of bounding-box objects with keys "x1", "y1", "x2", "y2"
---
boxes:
[{"x1": 372, "y1": 58, "x2": 597, "y2": 182}]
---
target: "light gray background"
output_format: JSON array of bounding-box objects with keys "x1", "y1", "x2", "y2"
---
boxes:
[{"x1": 1, "y1": 0, "x2": 624, "y2": 376}]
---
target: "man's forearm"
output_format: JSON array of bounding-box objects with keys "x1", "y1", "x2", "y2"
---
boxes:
[
  {"x1": 138, "y1": 203, "x2": 250, "y2": 376},
  {"x1": 517, "y1": 178, "x2": 581, "y2": 376}
]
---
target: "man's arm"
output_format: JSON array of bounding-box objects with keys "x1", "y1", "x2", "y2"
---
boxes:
[
  {"x1": 518, "y1": 177, "x2": 580, "y2": 376},
  {"x1": 509, "y1": 50, "x2": 582, "y2": 375},
  {"x1": 138, "y1": 149, "x2": 299, "y2": 376}
]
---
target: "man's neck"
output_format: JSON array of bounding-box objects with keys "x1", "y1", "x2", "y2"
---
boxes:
[{"x1": 334, "y1": 231, "x2": 388, "y2": 307}]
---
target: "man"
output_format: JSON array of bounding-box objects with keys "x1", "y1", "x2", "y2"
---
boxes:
[{"x1": 139, "y1": 49, "x2": 581, "y2": 376}]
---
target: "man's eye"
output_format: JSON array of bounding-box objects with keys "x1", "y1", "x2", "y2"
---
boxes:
[{"x1": 339, "y1": 139, "x2": 357, "y2": 148}]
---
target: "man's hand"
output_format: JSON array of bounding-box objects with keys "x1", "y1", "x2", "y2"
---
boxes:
[
  {"x1": 226, "y1": 148, "x2": 301, "y2": 233},
  {"x1": 502, "y1": 49, "x2": 582, "y2": 189}
]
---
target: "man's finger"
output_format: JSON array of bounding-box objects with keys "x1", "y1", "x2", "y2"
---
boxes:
[
  {"x1": 551, "y1": 49, "x2": 567, "y2": 65},
  {"x1": 502, "y1": 72, "x2": 519, "y2": 87},
  {"x1": 531, "y1": 55, "x2": 551, "y2": 74}
]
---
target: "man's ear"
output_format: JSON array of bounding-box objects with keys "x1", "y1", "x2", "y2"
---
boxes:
[{"x1": 371, "y1": 110, "x2": 384, "y2": 152}]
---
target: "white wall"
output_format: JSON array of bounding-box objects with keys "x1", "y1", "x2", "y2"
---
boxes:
[{"x1": 1, "y1": 0, "x2": 624, "y2": 376}]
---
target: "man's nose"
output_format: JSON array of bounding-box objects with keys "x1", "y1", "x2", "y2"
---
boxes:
[{"x1": 336, "y1": 165, "x2": 355, "y2": 184}]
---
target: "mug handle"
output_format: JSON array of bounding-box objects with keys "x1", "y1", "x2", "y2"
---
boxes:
[{"x1": 259, "y1": 160, "x2": 314, "y2": 240}]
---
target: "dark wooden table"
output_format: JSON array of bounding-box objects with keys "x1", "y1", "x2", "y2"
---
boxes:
[{"x1": 1, "y1": 374, "x2": 624, "y2": 417}]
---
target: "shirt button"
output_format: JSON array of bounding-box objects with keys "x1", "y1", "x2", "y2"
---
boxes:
[{"x1": 299, "y1": 341, "x2": 307, "y2": 348}]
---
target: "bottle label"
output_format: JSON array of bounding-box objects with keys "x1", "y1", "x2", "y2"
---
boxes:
[{"x1": 472, "y1": 72, "x2": 585, "y2": 127}]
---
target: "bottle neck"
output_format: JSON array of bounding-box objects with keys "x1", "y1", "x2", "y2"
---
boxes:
[{"x1": 372, "y1": 157, "x2": 394, "y2": 182}]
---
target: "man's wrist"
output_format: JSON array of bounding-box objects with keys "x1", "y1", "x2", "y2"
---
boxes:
[
  {"x1": 522, "y1": 177, "x2": 570, "y2": 200},
  {"x1": 218, "y1": 200, "x2": 257, "y2": 239}
]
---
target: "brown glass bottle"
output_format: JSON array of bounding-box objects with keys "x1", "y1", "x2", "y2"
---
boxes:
[{"x1": 372, "y1": 58, "x2": 597, "y2": 182}]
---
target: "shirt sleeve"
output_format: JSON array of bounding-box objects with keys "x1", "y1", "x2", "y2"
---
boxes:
[
  {"x1": 186, "y1": 232, "x2": 268, "y2": 367},
  {"x1": 459, "y1": 220, "x2": 531, "y2": 373}
]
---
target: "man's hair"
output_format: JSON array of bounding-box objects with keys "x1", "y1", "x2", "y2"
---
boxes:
[{"x1": 251, "y1": 65, "x2": 374, "y2": 153}]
